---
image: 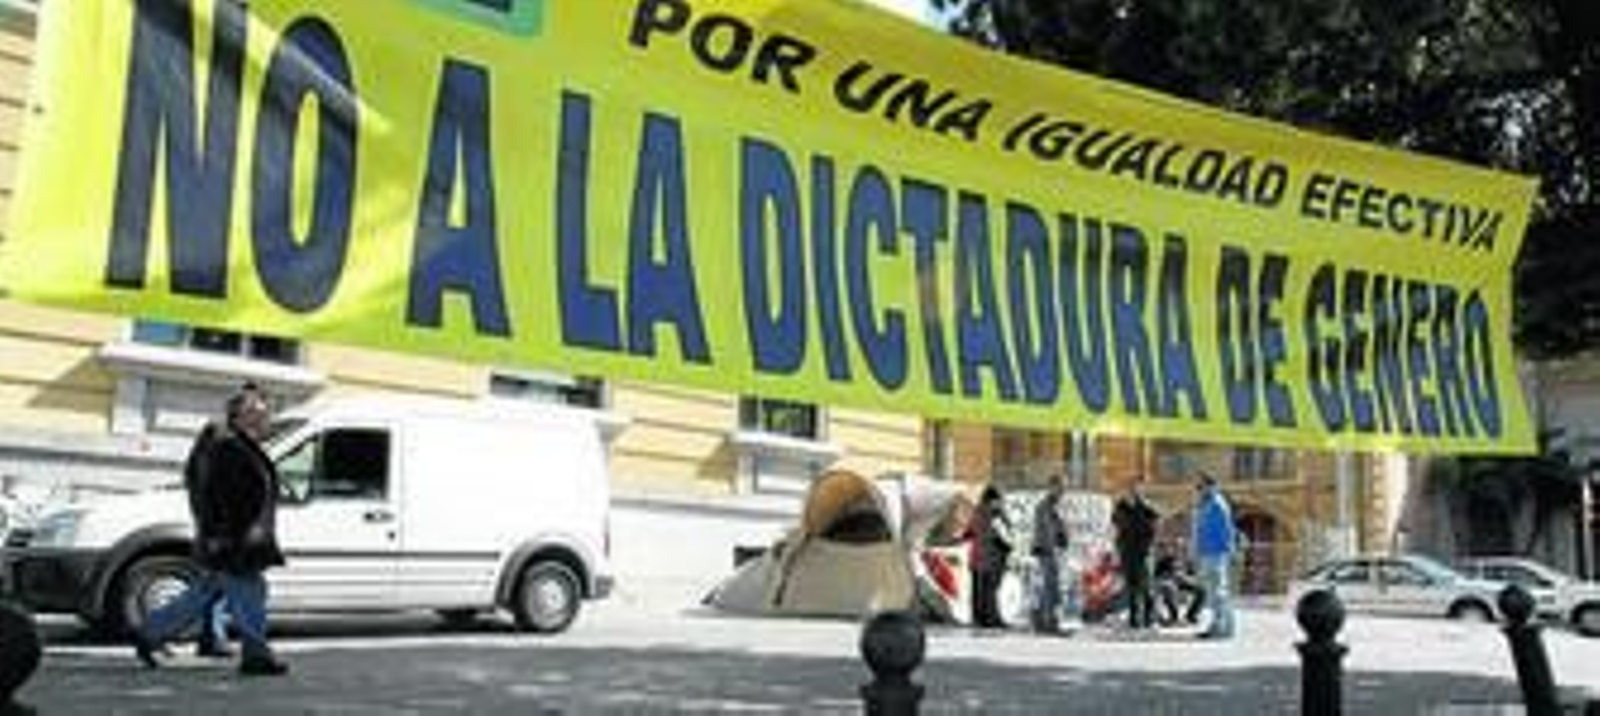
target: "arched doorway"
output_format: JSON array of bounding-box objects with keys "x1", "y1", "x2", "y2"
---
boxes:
[
  {"x1": 1144, "y1": 502, "x2": 1293, "y2": 595},
  {"x1": 1462, "y1": 493, "x2": 1514, "y2": 556},
  {"x1": 1235, "y1": 508, "x2": 1285, "y2": 595}
]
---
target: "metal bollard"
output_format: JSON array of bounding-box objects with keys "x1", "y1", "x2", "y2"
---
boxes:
[
  {"x1": 0, "y1": 600, "x2": 41, "y2": 712},
  {"x1": 1498, "y1": 584, "x2": 1561, "y2": 716},
  {"x1": 1296, "y1": 589, "x2": 1347, "y2": 716},
  {"x1": 859, "y1": 610, "x2": 925, "y2": 716}
]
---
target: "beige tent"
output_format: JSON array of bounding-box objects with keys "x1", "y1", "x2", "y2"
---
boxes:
[{"x1": 705, "y1": 469, "x2": 967, "y2": 619}]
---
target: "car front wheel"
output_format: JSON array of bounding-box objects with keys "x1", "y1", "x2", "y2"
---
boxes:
[
  {"x1": 511, "y1": 561, "x2": 581, "y2": 634},
  {"x1": 1572, "y1": 603, "x2": 1600, "y2": 637},
  {"x1": 1447, "y1": 600, "x2": 1494, "y2": 623}
]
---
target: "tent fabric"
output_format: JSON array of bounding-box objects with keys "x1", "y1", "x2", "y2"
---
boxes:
[
  {"x1": 706, "y1": 469, "x2": 962, "y2": 619},
  {"x1": 800, "y1": 470, "x2": 883, "y2": 536}
]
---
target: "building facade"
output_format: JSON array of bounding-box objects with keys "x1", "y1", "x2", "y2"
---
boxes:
[
  {"x1": 0, "y1": 1, "x2": 1433, "y2": 602},
  {"x1": 941, "y1": 424, "x2": 1404, "y2": 593},
  {"x1": 0, "y1": 2, "x2": 929, "y2": 604}
]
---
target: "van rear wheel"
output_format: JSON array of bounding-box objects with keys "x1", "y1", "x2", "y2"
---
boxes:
[{"x1": 512, "y1": 561, "x2": 581, "y2": 634}]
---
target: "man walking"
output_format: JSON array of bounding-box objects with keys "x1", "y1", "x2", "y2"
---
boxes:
[
  {"x1": 1029, "y1": 475, "x2": 1070, "y2": 634},
  {"x1": 1192, "y1": 473, "x2": 1237, "y2": 640},
  {"x1": 1112, "y1": 476, "x2": 1159, "y2": 631},
  {"x1": 136, "y1": 383, "x2": 288, "y2": 675},
  {"x1": 181, "y1": 421, "x2": 233, "y2": 660}
]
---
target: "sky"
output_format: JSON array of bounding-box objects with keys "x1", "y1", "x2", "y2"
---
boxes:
[{"x1": 866, "y1": 0, "x2": 932, "y2": 23}]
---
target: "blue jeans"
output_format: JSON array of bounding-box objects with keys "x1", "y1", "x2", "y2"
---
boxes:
[
  {"x1": 202, "y1": 589, "x2": 228, "y2": 646},
  {"x1": 143, "y1": 571, "x2": 271, "y2": 658},
  {"x1": 1199, "y1": 556, "x2": 1234, "y2": 637}
]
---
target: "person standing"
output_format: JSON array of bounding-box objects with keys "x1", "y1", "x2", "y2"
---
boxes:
[
  {"x1": 1029, "y1": 475, "x2": 1070, "y2": 634},
  {"x1": 136, "y1": 383, "x2": 288, "y2": 675},
  {"x1": 967, "y1": 486, "x2": 1013, "y2": 629},
  {"x1": 1192, "y1": 472, "x2": 1238, "y2": 640},
  {"x1": 1112, "y1": 476, "x2": 1159, "y2": 631}
]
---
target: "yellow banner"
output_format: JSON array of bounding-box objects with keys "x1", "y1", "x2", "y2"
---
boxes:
[{"x1": 1, "y1": 0, "x2": 1538, "y2": 453}]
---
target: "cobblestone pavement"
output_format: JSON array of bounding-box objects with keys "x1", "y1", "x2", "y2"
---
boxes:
[{"x1": 14, "y1": 602, "x2": 1600, "y2": 714}]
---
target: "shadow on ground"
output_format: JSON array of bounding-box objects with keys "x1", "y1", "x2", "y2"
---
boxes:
[
  {"x1": 35, "y1": 612, "x2": 530, "y2": 645},
  {"x1": 18, "y1": 641, "x2": 1529, "y2": 715}
]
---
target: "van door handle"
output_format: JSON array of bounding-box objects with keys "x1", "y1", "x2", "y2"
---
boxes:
[{"x1": 363, "y1": 509, "x2": 395, "y2": 524}]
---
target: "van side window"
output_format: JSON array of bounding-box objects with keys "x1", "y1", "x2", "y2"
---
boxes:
[
  {"x1": 276, "y1": 438, "x2": 316, "y2": 502},
  {"x1": 312, "y1": 429, "x2": 391, "y2": 500},
  {"x1": 275, "y1": 429, "x2": 391, "y2": 502}
]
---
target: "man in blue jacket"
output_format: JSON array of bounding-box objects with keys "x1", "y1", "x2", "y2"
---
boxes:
[{"x1": 1192, "y1": 472, "x2": 1237, "y2": 640}]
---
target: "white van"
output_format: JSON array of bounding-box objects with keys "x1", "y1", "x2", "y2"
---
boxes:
[{"x1": 0, "y1": 395, "x2": 613, "y2": 635}]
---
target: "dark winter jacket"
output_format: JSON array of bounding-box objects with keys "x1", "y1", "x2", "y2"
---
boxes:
[
  {"x1": 1112, "y1": 494, "x2": 1159, "y2": 558},
  {"x1": 1031, "y1": 493, "x2": 1068, "y2": 556},
  {"x1": 182, "y1": 422, "x2": 220, "y2": 539},
  {"x1": 190, "y1": 423, "x2": 285, "y2": 574},
  {"x1": 969, "y1": 502, "x2": 1014, "y2": 574}
]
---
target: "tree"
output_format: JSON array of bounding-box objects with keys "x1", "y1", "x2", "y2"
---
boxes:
[
  {"x1": 932, "y1": 0, "x2": 1599, "y2": 357},
  {"x1": 929, "y1": 0, "x2": 1600, "y2": 563},
  {"x1": 1432, "y1": 429, "x2": 1584, "y2": 555}
]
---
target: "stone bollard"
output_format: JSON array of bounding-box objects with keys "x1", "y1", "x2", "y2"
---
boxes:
[
  {"x1": 1296, "y1": 589, "x2": 1347, "y2": 716},
  {"x1": 0, "y1": 601, "x2": 41, "y2": 713},
  {"x1": 1498, "y1": 584, "x2": 1561, "y2": 716},
  {"x1": 859, "y1": 610, "x2": 925, "y2": 716}
]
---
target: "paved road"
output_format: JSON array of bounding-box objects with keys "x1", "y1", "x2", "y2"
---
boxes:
[{"x1": 14, "y1": 602, "x2": 1600, "y2": 714}]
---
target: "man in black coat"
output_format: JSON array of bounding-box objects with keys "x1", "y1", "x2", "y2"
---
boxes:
[
  {"x1": 137, "y1": 383, "x2": 287, "y2": 676},
  {"x1": 181, "y1": 422, "x2": 231, "y2": 659},
  {"x1": 1112, "y1": 476, "x2": 1160, "y2": 630}
]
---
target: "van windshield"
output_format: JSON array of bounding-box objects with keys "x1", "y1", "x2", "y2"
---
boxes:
[{"x1": 264, "y1": 418, "x2": 306, "y2": 448}]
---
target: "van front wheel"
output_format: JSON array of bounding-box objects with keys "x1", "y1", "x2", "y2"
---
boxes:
[
  {"x1": 111, "y1": 554, "x2": 204, "y2": 638},
  {"x1": 512, "y1": 561, "x2": 581, "y2": 634}
]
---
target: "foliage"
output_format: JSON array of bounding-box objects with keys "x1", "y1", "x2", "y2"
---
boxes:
[
  {"x1": 927, "y1": 0, "x2": 1600, "y2": 557},
  {"x1": 930, "y1": 0, "x2": 1600, "y2": 358},
  {"x1": 1435, "y1": 428, "x2": 1584, "y2": 555}
]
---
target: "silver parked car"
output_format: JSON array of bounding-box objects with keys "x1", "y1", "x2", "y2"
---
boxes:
[
  {"x1": 1457, "y1": 556, "x2": 1600, "y2": 637},
  {"x1": 1288, "y1": 554, "x2": 1502, "y2": 621}
]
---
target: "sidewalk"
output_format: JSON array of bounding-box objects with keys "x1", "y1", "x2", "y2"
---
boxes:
[{"x1": 20, "y1": 606, "x2": 1598, "y2": 714}]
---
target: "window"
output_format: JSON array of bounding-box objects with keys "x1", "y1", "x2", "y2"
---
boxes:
[
  {"x1": 264, "y1": 418, "x2": 307, "y2": 448},
  {"x1": 992, "y1": 429, "x2": 1026, "y2": 471},
  {"x1": 1327, "y1": 561, "x2": 1371, "y2": 585},
  {"x1": 1377, "y1": 561, "x2": 1432, "y2": 587},
  {"x1": 490, "y1": 371, "x2": 605, "y2": 408},
  {"x1": 1233, "y1": 447, "x2": 1290, "y2": 481},
  {"x1": 740, "y1": 397, "x2": 820, "y2": 440},
  {"x1": 277, "y1": 428, "x2": 390, "y2": 502},
  {"x1": 1483, "y1": 564, "x2": 1554, "y2": 589},
  {"x1": 133, "y1": 319, "x2": 300, "y2": 365},
  {"x1": 1151, "y1": 440, "x2": 1193, "y2": 483}
]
